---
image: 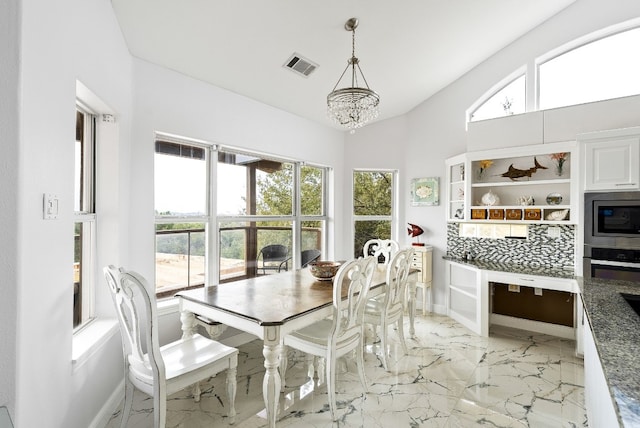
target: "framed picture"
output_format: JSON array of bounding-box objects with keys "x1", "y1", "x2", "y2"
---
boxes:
[{"x1": 411, "y1": 177, "x2": 439, "y2": 206}]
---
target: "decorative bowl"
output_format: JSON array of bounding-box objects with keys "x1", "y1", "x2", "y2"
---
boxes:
[{"x1": 308, "y1": 261, "x2": 341, "y2": 281}]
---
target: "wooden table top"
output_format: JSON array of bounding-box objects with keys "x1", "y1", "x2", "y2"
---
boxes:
[{"x1": 177, "y1": 266, "x2": 387, "y2": 326}]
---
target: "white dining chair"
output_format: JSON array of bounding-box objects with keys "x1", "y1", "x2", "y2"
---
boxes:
[
  {"x1": 104, "y1": 266, "x2": 238, "y2": 428},
  {"x1": 280, "y1": 256, "x2": 376, "y2": 421},
  {"x1": 363, "y1": 239, "x2": 399, "y2": 265},
  {"x1": 363, "y1": 248, "x2": 413, "y2": 371}
]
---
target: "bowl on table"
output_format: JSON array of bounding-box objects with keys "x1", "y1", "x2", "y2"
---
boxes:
[{"x1": 308, "y1": 261, "x2": 341, "y2": 281}]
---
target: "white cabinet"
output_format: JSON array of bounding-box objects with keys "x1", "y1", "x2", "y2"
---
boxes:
[
  {"x1": 581, "y1": 129, "x2": 640, "y2": 191},
  {"x1": 584, "y1": 314, "x2": 619, "y2": 427},
  {"x1": 410, "y1": 246, "x2": 432, "y2": 315},
  {"x1": 445, "y1": 261, "x2": 487, "y2": 336},
  {"x1": 446, "y1": 154, "x2": 467, "y2": 221}
]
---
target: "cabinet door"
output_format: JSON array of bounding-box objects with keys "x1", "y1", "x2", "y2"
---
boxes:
[
  {"x1": 584, "y1": 137, "x2": 640, "y2": 191},
  {"x1": 584, "y1": 316, "x2": 619, "y2": 426},
  {"x1": 445, "y1": 261, "x2": 488, "y2": 336}
]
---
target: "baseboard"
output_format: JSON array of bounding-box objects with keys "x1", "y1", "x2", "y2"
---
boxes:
[
  {"x1": 89, "y1": 379, "x2": 124, "y2": 428},
  {"x1": 490, "y1": 314, "x2": 575, "y2": 339},
  {"x1": 431, "y1": 303, "x2": 448, "y2": 316}
]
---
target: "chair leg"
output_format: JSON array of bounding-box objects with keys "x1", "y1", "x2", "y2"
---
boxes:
[
  {"x1": 120, "y1": 378, "x2": 134, "y2": 428},
  {"x1": 380, "y1": 322, "x2": 389, "y2": 371},
  {"x1": 326, "y1": 351, "x2": 338, "y2": 421},
  {"x1": 397, "y1": 316, "x2": 408, "y2": 356},
  {"x1": 227, "y1": 366, "x2": 237, "y2": 424},
  {"x1": 279, "y1": 346, "x2": 288, "y2": 391},
  {"x1": 356, "y1": 339, "x2": 368, "y2": 394},
  {"x1": 154, "y1": 386, "x2": 166, "y2": 428},
  {"x1": 192, "y1": 381, "x2": 202, "y2": 402}
]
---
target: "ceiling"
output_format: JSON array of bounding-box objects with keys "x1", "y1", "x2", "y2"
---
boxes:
[{"x1": 110, "y1": 0, "x2": 575, "y2": 130}]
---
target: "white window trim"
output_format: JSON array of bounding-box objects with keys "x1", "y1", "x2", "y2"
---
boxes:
[{"x1": 465, "y1": 66, "x2": 526, "y2": 127}]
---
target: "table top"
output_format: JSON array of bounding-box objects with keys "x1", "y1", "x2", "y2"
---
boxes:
[{"x1": 177, "y1": 266, "x2": 387, "y2": 327}]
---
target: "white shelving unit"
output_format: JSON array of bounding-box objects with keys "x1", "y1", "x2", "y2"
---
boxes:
[{"x1": 446, "y1": 142, "x2": 578, "y2": 225}]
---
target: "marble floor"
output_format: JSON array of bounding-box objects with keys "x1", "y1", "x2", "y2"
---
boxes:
[{"x1": 104, "y1": 313, "x2": 587, "y2": 427}]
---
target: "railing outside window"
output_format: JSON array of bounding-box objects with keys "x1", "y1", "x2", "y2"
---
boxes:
[{"x1": 155, "y1": 225, "x2": 322, "y2": 297}]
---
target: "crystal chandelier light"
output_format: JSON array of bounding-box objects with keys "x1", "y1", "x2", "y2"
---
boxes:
[{"x1": 327, "y1": 18, "x2": 380, "y2": 133}]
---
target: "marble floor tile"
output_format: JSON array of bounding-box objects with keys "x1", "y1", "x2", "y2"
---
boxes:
[{"x1": 104, "y1": 314, "x2": 587, "y2": 427}]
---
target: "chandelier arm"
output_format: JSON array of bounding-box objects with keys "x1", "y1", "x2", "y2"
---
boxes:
[
  {"x1": 331, "y1": 63, "x2": 351, "y2": 92},
  {"x1": 355, "y1": 63, "x2": 372, "y2": 90}
]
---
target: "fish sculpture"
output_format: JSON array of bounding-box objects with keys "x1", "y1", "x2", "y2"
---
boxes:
[
  {"x1": 407, "y1": 223, "x2": 424, "y2": 238},
  {"x1": 501, "y1": 157, "x2": 547, "y2": 181}
]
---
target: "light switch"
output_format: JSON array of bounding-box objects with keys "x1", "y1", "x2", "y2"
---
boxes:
[{"x1": 43, "y1": 193, "x2": 58, "y2": 220}]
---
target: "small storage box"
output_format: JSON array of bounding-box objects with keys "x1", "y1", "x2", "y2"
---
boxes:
[
  {"x1": 489, "y1": 209, "x2": 504, "y2": 220},
  {"x1": 505, "y1": 209, "x2": 522, "y2": 220},
  {"x1": 524, "y1": 208, "x2": 541, "y2": 220},
  {"x1": 471, "y1": 209, "x2": 487, "y2": 219}
]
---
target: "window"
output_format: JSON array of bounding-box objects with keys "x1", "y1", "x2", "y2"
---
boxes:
[
  {"x1": 352, "y1": 170, "x2": 396, "y2": 258},
  {"x1": 74, "y1": 105, "x2": 96, "y2": 328},
  {"x1": 468, "y1": 22, "x2": 640, "y2": 123},
  {"x1": 539, "y1": 27, "x2": 640, "y2": 110},
  {"x1": 469, "y1": 74, "x2": 525, "y2": 122},
  {"x1": 154, "y1": 138, "x2": 329, "y2": 296}
]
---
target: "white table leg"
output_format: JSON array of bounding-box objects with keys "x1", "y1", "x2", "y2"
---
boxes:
[
  {"x1": 180, "y1": 309, "x2": 197, "y2": 339},
  {"x1": 262, "y1": 326, "x2": 282, "y2": 428}
]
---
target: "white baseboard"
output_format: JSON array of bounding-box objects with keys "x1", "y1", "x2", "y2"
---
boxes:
[
  {"x1": 89, "y1": 379, "x2": 124, "y2": 428},
  {"x1": 490, "y1": 314, "x2": 575, "y2": 339}
]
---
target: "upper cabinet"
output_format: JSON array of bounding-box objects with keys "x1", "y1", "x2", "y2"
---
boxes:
[
  {"x1": 579, "y1": 127, "x2": 640, "y2": 191},
  {"x1": 446, "y1": 142, "x2": 578, "y2": 224}
]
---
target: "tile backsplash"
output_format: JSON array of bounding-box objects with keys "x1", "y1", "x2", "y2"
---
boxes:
[{"x1": 446, "y1": 223, "x2": 575, "y2": 269}]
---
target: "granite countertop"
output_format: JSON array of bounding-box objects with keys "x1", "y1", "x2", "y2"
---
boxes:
[
  {"x1": 579, "y1": 276, "x2": 640, "y2": 427},
  {"x1": 443, "y1": 256, "x2": 640, "y2": 427}
]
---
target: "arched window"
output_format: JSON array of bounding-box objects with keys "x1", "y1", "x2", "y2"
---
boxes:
[
  {"x1": 538, "y1": 26, "x2": 640, "y2": 110},
  {"x1": 468, "y1": 73, "x2": 525, "y2": 122},
  {"x1": 468, "y1": 20, "x2": 640, "y2": 123}
]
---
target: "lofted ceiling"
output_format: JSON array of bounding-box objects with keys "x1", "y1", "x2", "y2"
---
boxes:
[{"x1": 110, "y1": 0, "x2": 575, "y2": 130}]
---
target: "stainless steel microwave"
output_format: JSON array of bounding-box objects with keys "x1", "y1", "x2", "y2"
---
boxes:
[{"x1": 585, "y1": 192, "x2": 640, "y2": 249}]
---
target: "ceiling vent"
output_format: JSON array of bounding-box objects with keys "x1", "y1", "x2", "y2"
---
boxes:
[{"x1": 284, "y1": 53, "x2": 318, "y2": 77}]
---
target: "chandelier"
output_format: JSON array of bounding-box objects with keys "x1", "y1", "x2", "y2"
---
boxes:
[{"x1": 327, "y1": 18, "x2": 380, "y2": 133}]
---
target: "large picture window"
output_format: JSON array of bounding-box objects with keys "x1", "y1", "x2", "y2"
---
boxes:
[{"x1": 154, "y1": 138, "x2": 329, "y2": 296}]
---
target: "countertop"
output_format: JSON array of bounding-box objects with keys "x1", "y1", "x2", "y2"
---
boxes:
[
  {"x1": 443, "y1": 256, "x2": 640, "y2": 427},
  {"x1": 578, "y1": 276, "x2": 640, "y2": 427}
]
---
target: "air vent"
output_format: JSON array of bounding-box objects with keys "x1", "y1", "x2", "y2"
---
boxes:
[{"x1": 283, "y1": 53, "x2": 318, "y2": 77}]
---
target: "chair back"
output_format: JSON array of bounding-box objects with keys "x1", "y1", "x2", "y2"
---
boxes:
[
  {"x1": 300, "y1": 249, "x2": 322, "y2": 267},
  {"x1": 330, "y1": 256, "x2": 376, "y2": 347},
  {"x1": 384, "y1": 248, "x2": 414, "y2": 314},
  {"x1": 257, "y1": 244, "x2": 289, "y2": 272},
  {"x1": 363, "y1": 239, "x2": 399, "y2": 265},
  {"x1": 104, "y1": 266, "x2": 165, "y2": 386}
]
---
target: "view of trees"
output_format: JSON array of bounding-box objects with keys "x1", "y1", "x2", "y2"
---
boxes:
[{"x1": 353, "y1": 171, "x2": 393, "y2": 257}]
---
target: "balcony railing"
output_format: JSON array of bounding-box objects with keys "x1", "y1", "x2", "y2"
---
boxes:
[{"x1": 155, "y1": 225, "x2": 321, "y2": 297}]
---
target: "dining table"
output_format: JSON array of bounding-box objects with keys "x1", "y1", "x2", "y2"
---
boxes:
[{"x1": 176, "y1": 264, "x2": 419, "y2": 427}]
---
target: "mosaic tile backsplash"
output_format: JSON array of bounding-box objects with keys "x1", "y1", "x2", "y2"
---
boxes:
[{"x1": 446, "y1": 223, "x2": 575, "y2": 269}]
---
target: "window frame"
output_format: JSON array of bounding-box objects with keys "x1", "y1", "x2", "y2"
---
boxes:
[
  {"x1": 468, "y1": 19, "x2": 640, "y2": 124},
  {"x1": 153, "y1": 133, "x2": 330, "y2": 297},
  {"x1": 73, "y1": 102, "x2": 97, "y2": 331},
  {"x1": 351, "y1": 169, "x2": 398, "y2": 258}
]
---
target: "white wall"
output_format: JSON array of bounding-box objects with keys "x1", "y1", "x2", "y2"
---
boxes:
[
  {"x1": 129, "y1": 58, "x2": 346, "y2": 283},
  {"x1": 15, "y1": 0, "x2": 132, "y2": 427},
  {"x1": 0, "y1": 0, "x2": 20, "y2": 418},
  {"x1": 346, "y1": 0, "x2": 640, "y2": 314}
]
